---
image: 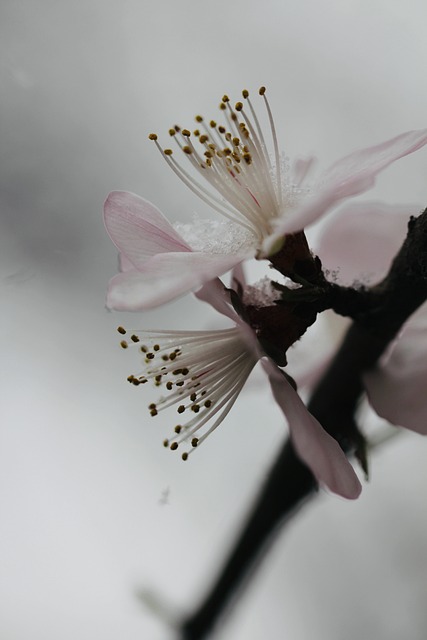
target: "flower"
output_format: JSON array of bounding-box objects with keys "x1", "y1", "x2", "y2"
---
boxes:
[
  {"x1": 315, "y1": 201, "x2": 427, "y2": 435},
  {"x1": 117, "y1": 281, "x2": 361, "y2": 499},
  {"x1": 104, "y1": 87, "x2": 427, "y2": 311}
]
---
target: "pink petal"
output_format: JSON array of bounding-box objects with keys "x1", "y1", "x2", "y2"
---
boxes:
[
  {"x1": 316, "y1": 201, "x2": 418, "y2": 285},
  {"x1": 118, "y1": 253, "x2": 135, "y2": 272},
  {"x1": 292, "y1": 155, "x2": 317, "y2": 187},
  {"x1": 104, "y1": 191, "x2": 191, "y2": 268},
  {"x1": 278, "y1": 129, "x2": 427, "y2": 235},
  {"x1": 106, "y1": 251, "x2": 247, "y2": 310},
  {"x1": 195, "y1": 280, "x2": 240, "y2": 322},
  {"x1": 364, "y1": 302, "x2": 427, "y2": 434},
  {"x1": 262, "y1": 360, "x2": 362, "y2": 499}
]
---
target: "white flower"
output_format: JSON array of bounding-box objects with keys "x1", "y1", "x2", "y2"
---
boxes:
[
  {"x1": 104, "y1": 87, "x2": 427, "y2": 310},
  {"x1": 116, "y1": 282, "x2": 362, "y2": 499}
]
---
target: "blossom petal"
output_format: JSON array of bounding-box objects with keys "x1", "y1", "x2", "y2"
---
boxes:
[
  {"x1": 274, "y1": 129, "x2": 427, "y2": 237},
  {"x1": 364, "y1": 302, "x2": 427, "y2": 434},
  {"x1": 104, "y1": 191, "x2": 191, "y2": 268},
  {"x1": 315, "y1": 201, "x2": 418, "y2": 284},
  {"x1": 262, "y1": 360, "x2": 361, "y2": 499},
  {"x1": 106, "y1": 251, "x2": 248, "y2": 310}
]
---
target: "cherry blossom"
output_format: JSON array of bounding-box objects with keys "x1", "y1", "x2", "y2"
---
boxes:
[
  {"x1": 104, "y1": 88, "x2": 427, "y2": 310},
  {"x1": 116, "y1": 281, "x2": 361, "y2": 499}
]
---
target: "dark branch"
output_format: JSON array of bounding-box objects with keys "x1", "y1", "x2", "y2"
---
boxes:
[{"x1": 179, "y1": 208, "x2": 427, "y2": 640}]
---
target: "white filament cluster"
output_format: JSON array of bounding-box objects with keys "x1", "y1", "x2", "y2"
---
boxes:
[
  {"x1": 149, "y1": 87, "x2": 305, "y2": 255},
  {"x1": 118, "y1": 325, "x2": 258, "y2": 459}
]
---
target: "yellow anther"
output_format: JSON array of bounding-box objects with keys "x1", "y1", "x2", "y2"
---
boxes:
[
  {"x1": 164, "y1": 149, "x2": 173, "y2": 155},
  {"x1": 120, "y1": 340, "x2": 128, "y2": 349},
  {"x1": 193, "y1": 129, "x2": 200, "y2": 136},
  {"x1": 222, "y1": 94, "x2": 230, "y2": 102},
  {"x1": 148, "y1": 133, "x2": 158, "y2": 141},
  {"x1": 235, "y1": 102, "x2": 243, "y2": 111},
  {"x1": 219, "y1": 102, "x2": 226, "y2": 110},
  {"x1": 174, "y1": 425, "x2": 182, "y2": 434},
  {"x1": 199, "y1": 134, "x2": 208, "y2": 144},
  {"x1": 259, "y1": 86, "x2": 266, "y2": 95},
  {"x1": 209, "y1": 120, "x2": 217, "y2": 128},
  {"x1": 163, "y1": 439, "x2": 169, "y2": 447},
  {"x1": 181, "y1": 452, "x2": 188, "y2": 461},
  {"x1": 182, "y1": 129, "x2": 191, "y2": 137},
  {"x1": 204, "y1": 151, "x2": 213, "y2": 158},
  {"x1": 232, "y1": 137, "x2": 240, "y2": 146},
  {"x1": 182, "y1": 146, "x2": 192, "y2": 154},
  {"x1": 169, "y1": 128, "x2": 176, "y2": 136},
  {"x1": 140, "y1": 345, "x2": 148, "y2": 353},
  {"x1": 117, "y1": 326, "x2": 126, "y2": 335},
  {"x1": 195, "y1": 115, "x2": 203, "y2": 122},
  {"x1": 242, "y1": 89, "x2": 249, "y2": 98}
]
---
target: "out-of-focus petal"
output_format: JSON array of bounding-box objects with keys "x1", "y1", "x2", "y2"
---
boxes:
[
  {"x1": 364, "y1": 302, "x2": 427, "y2": 434},
  {"x1": 104, "y1": 191, "x2": 191, "y2": 268},
  {"x1": 315, "y1": 202, "x2": 419, "y2": 284},
  {"x1": 262, "y1": 360, "x2": 362, "y2": 499},
  {"x1": 118, "y1": 253, "x2": 135, "y2": 272},
  {"x1": 106, "y1": 251, "x2": 247, "y2": 310},
  {"x1": 273, "y1": 129, "x2": 427, "y2": 237}
]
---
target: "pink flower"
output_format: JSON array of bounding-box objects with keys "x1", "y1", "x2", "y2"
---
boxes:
[
  {"x1": 104, "y1": 88, "x2": 427, "y2": 311},
  {"x1": 316, "y1": 201, "x2": 427, "y2": 435},
  {"x1": 117, "y1": 280, "x2": 361, "y2": 499}
]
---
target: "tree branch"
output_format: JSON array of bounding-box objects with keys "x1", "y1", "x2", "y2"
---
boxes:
[{"x1": 179, "y1": 208, "x2": 427, "y2": 640}]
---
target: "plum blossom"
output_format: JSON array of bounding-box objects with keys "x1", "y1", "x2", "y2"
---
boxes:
[
  {"x1": 315, "y1": 201, "x2": 427, "y2": 435},
  {"x1": 116, "y1": 281, "x2": 361, "y2": 499},
  {"x1": 104, "y1": 87, "x2": 427, "y2": 311}
]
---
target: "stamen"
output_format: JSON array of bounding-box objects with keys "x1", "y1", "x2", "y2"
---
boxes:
[{"x1": 120, "y1": 326, "x2": 258, "y2": 456}]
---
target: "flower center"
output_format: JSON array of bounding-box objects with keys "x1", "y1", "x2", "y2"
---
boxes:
[
  {"x1": 148, "y1": 87, "x2": 296, "y2": 247},
  {"x1": 117, "y1": 325, "x2": 257, "y2": 459}
]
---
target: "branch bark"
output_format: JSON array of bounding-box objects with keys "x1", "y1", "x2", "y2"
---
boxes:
[{"x1": 179, "y1": 209, "x2": 427, "y2": 640}]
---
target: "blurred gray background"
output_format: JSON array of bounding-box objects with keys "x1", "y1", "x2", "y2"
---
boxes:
[{"x1": 1, "y1": 1, "x2": 427, "y2": 638}]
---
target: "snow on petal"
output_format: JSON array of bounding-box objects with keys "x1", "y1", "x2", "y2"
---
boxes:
[
  {"x1": 316, "y1": 201, "x2": 419, "y2": 285},
  {"x1": 364, "y1": 301, "x2": 427, "y2": 434},
  {"x1": 106, "y1": 251, "x2": 248, "y2": 311},
  {"x1": 104, "y1": 191, "x2": 191, "y2": 268},
  {"x1": 262, "y1": 359, "x2": 362, "y2": 499}
]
